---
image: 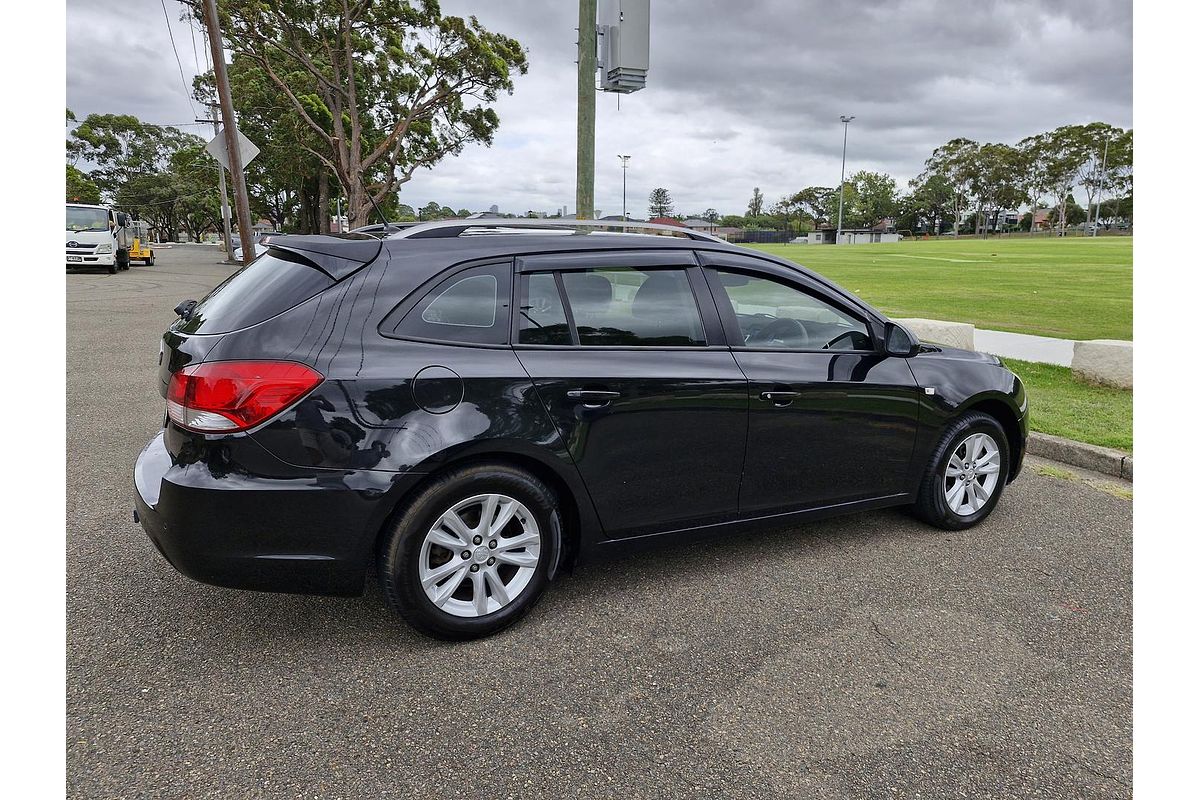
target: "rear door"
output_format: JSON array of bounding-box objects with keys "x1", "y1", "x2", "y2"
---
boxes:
[
  {"x1": 699, "y1": 251, "x2": 921, "y2": 515},
  {"x1": 512, "y1": 249, "x2": 748, "y2": 539}
]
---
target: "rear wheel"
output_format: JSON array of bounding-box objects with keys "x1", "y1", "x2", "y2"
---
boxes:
[
  {"x1": 378, "y1": 463, "x2": 557, "y2": 639},
  {"x1": 912, "y1": 412, "x2": 1010, "y2": 530},
  {"x1": 146, "y1": 254, "x2": 155, "y2": 265}
]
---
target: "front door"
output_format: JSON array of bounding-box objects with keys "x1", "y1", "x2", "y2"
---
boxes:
[
  {"x1": 701, "y1": 256, "x2": 921, "y2": 516},
  {"x1": 512, "y1": 251, "x2": 748, "y2": 539}
]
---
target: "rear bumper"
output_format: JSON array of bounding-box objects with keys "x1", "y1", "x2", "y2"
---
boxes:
[{"x1": 133, "y1": 432, "x2": 398, "y2": 596}]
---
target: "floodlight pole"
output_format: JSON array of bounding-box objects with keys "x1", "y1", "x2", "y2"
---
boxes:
[
  {"x1": 576, "y1": 0, "x2": 598, "y2": 220},
  {"x1": 1093, "y1": 134, "x2": 1109, "y2": 237},
  {"x1": 619, "y1": 154, "x2": 631, "y2": 219},
  {"x1": 835, "y1": 115, "x2": 855, "y2": 244}
]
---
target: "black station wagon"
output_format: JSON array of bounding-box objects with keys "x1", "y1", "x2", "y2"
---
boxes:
[{"x1": 134, "y1": 220, "x2": 1027, "y2": 638}]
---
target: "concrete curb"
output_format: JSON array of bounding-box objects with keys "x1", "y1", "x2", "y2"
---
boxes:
[{"x1": 1027, "y1": 432, "x2": 1132, "y2": 480}]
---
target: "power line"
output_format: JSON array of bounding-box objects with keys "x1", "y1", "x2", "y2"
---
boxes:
[{"x1": 160, "y1": 0, "x2": 198, "y2": 115}]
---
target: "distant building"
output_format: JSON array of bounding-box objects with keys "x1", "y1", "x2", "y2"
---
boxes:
[
  {"x1": 681, "y1": 218, "x2": 718, "y2": 234},
  {"x1": 647, "y1": 216, "x2": 685, "y2": 227}
]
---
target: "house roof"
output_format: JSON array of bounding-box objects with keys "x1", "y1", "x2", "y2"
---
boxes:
[{"x1": 647, "y1": 216, "x2": 685, "y2": 227}]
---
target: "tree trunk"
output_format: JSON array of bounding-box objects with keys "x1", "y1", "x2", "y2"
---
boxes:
[{"x1": 318, "y1": 171, "x2": 331, "y2": 234}]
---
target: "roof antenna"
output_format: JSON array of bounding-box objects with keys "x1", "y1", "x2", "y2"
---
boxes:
[{"x1": 364, "y1": 185, "x2": 394, "y2": 233}]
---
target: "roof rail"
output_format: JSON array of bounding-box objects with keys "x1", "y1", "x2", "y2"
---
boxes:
[{"x1": 384, "y1": 218, "x2": 725, "y2": 243}]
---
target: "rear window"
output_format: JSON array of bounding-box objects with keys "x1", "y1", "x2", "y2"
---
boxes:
[{"x1": 176, "y1": 251, "x2": 334, "y2": 334}]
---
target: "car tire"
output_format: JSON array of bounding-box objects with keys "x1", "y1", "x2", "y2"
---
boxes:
[
  {"x1": 106, "y1": 263, "x2": 117, "y2": 275},
  {"x1": 912, "y1": 411, "x2": 1010, "y2": 530},
  {"x1": 146, "y1": 255, "x2": 155, "y2": 266},
  {"x1": 378, "y1": 463, "x2": 559, "y2": 639}
]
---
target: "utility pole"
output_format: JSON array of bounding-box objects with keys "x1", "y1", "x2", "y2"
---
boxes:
[
  {"x1": 200, "y1": 0, "x2": 255, "y2": 265},
  {"x1": 196, "y1": 104, "x2": 234, "y2": 258},
  {"x1": 618, "y1": 154, "x2": 631, "y2": 220},
  {"x1": 576, "y1": 0, "x2": 597, "y2": 220},
  {"x1": 836, "y1": 115, "x2": 855, "y2": 244}
]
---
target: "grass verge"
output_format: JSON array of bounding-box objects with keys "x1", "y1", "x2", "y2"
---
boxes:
[
  {"x1": 1004, "y1": 357, "x2": 1132, "y2": 452},
  {"x1": 745, "y1": 237, "x2": 1132, "y2": 340}
]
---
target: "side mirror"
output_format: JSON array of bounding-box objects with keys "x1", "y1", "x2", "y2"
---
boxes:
[
  {"x1": 115, "y1": 212, "x2": 129, "y2": 227},
  {"x1": 884, "y1": 321, "x2": 920, "y2": 357}
]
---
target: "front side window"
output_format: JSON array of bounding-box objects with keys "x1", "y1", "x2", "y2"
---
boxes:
[
  {"x1": 713, "y1": 270, "x2": 872, "y2": 351},
  {"x1": 389, "y1": 263, "x2": 511, "y2": 344},
  {"x1": 559, "y1": 268, "x2": 705, "y2": 347}
]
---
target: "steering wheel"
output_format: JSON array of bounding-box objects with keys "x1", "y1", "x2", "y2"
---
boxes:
[{"x1": 747, "y1": 316, "x2": 808, "y2": 347}]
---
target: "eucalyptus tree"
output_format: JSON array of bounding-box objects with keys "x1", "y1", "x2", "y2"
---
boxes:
[
  {"x1": 1077, "y1": 124, "x2": 1133, "y2": 225},
  {"x1": 188, "y1": 0, "x2": 528, "y2": 228},
  {"x1": 921, "y1": 138, "x2": 979, "y2": 236},
  {"x1": 67, "y1": 114, "x2": 197, "y2": 198}
]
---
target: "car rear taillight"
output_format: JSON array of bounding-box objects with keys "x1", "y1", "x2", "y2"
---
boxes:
[{"x1": 166, "y1": 361, "x2": 323, "y2": 433}]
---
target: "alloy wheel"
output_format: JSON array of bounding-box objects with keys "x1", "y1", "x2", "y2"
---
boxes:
[
  {"x1": 943, "y1": 432, "x2": 1001, "y2": 516},
  {"x1": 418, "y1": 493, "x2": 541, "y2": 618}
]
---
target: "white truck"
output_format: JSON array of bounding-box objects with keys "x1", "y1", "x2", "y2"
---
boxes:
[{"x1": 66, "y1": 203, "x2": 133, "y2": 274}]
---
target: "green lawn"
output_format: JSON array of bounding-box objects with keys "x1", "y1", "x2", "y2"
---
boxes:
[
  {"x1": 1004, "y1": 357, "x2": 1132, "y2": 452},
  {"x1": 745, "y1": 237, "x2": 1132, "y2": 341}
]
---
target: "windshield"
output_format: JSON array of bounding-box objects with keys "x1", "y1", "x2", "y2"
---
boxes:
[{"x1": 67, "y1": 206, "x2": 110, "y2": 233}]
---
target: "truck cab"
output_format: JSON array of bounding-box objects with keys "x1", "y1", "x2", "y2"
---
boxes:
[{"x1": 66, "y1": 203, "x2": 131, "y2": 274}]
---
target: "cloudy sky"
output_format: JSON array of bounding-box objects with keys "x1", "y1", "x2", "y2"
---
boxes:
[{"x1": 67, "y1": 0, "x2": 1131, "y2": 218}]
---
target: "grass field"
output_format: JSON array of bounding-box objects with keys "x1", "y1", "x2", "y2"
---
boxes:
[
  {"x1": 745, "y1": 237, "x2": 1132, "y2": 341},
  {"x1": 1004, "y1": 357, "x2": 1133, "y2": 452}
]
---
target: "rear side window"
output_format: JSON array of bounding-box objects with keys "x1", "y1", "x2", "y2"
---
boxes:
[
  {"x1": 559, "y1": 268, "x2": 705, "y2": 347},
  {"x1": 178, "y1": 251, "x2": 334, "y2": 334},
  {"x1": 387, "y1": 263, "x2": 511, "y2": 345},
  {"x1": 518, "y1": 272, "x2": 572, "y2": 345}
]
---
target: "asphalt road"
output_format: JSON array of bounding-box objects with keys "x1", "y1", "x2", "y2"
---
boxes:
[{"x1": 67, "y1": 245, "x2": 1132, "y2": 799}]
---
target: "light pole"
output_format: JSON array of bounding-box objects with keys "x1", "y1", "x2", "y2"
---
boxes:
[
  {"x1": 618, "y1": 154, "x2": 631, "y2": 219},
  {"x1": 836, "y1": 115, "x2": 855, "y2": 244},
  {"x1": 1092, "y1": 133, "x2": 1109, "y2": 237}
]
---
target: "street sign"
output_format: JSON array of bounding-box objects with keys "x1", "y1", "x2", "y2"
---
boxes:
[{"x1": 205, "y1": 128, "x2": 260, "y2": 171}]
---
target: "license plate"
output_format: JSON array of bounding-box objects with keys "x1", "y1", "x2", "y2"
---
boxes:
[{"x1": 67, "y1": 255, "x2": 82, "y2": 262}]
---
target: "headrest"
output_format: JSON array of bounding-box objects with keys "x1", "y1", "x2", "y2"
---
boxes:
[
  {"x1": 563, "y1": 272, "x2": 613, "y2": 313},
  {"x1": 632, "y1": 272, "x2": 688, "y2": 318}
]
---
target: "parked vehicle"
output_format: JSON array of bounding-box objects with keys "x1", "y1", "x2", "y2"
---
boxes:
[
  {"x1": 350, "y1": 221, "x2": 421, "y2": 237},
  {"x1": 232, "y1": 232, "x2": 278, "y2": 262},
  {"x1": 66, "y1": 203, "x2": 133, "y2": 273},
  {"x1": 134, "y1": 220, "x2": 1027, "y2": 639},
  {"x1": 128, "y1": 219, "x2": 155, "y2": 265}
]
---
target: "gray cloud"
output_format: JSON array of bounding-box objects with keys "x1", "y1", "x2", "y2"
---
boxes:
[{"x1": 67, "y1": 0, "x2": 1131, "y2": 218}]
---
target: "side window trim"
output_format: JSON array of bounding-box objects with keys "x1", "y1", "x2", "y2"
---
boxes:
[{"x1": 702, "y1": 266, "x2": 879, "y2": 353}]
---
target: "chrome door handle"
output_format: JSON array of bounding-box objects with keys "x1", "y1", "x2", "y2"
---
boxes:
[
  {"x1": 760, "y1": 390, "x2": 801, "y2": 404},
  {"x1": 567, "y1": 389, "x2": 621, "y2": 405}
]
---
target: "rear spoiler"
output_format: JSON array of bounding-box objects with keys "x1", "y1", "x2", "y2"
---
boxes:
[{"x1": 266, "y1": 234, "x2": 383, "y2": 280}]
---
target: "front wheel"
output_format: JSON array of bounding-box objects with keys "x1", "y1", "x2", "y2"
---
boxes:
[
  {"x1": 378, "y1": 463, "x2": 558, "y2": 639},
  {"x1": 912, "y1": 412, "x2": 1010, "y2": 530}
]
